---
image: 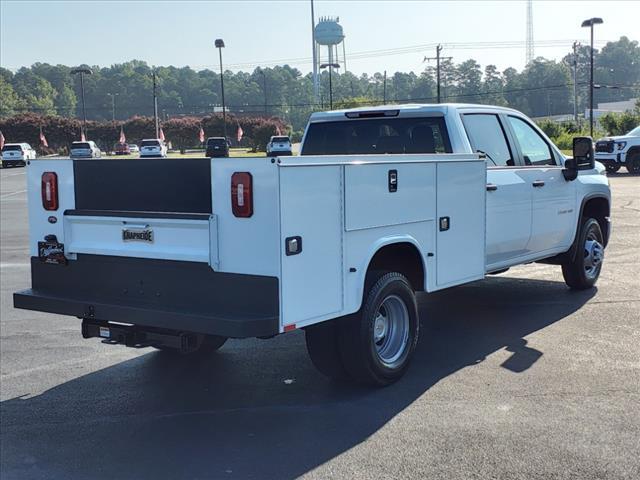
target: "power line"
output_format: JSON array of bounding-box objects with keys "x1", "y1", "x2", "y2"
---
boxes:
[
  {"x1": 10, "y1": 82, "x2": 639, "y2": 114},
  {"x1": 186, "y1": 38, "x2": 613, "y2": 70}
]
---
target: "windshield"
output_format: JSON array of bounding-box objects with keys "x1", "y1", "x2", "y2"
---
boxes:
[
  {"x1": 71, "y1": 142, "x2": 91, "y2": 149},
  {"x1": 301, "y1": 117, "x2": 451, "y2": 155},
  {"x1": 2, "y1": 145, "x2": 22, "y2": 152},
  {"x1": 628, "y1": 126, "x2": 640, "y2": 137},
  {"x1": 207, "y1": 138, "x2": 227, "y2": 146},
  {"x1": 141, "y1": 140, "x2": 160, "y2": 147},
  {"x1": 271, "y1": 136, "x2": 290, "y2": 143}
]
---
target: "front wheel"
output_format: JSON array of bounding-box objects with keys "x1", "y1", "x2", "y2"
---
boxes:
[
  {"x1": 626, "y1": 153, "x2": 640, "y2": 175},
  {"x1": 605, "y1": 163, "x2": 621, "y2": 174},
  {"x1": 562, "y1": 218, "x2": 604, "y2": 290},
  {"x1": 338, "y1": 272, "x2": 419, "y2": 386}
]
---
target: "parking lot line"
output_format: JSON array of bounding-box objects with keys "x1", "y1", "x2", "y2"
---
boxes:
[{"x1": 0, "y1": 189, "x2": 26, "y2": 199}]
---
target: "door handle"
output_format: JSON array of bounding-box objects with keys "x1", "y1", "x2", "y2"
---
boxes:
[
  {"x1": 486, "y1": 183, "x2": 498, "y2": 191},
  {"x1": 532, "y1": 180, "x2": 545, "y2": 187}
]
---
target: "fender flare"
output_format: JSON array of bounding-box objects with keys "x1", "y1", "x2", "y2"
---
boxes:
[
  {"x1": 569, "y1": 193, "x2": 611, "y2": 260},
  {"x1": 353, "y1": 235, "x2": 427, "y2": 311}
]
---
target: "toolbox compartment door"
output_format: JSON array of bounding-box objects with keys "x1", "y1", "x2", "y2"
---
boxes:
[{"x1": 435, "y1": 161, "x2": 486, "y2": 288}]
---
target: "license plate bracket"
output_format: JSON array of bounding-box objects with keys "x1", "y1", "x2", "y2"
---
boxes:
[{"x1": 38, "y1": 240, "x2": 67, "y2": 265}]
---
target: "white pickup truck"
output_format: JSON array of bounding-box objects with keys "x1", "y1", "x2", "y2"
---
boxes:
[
  {"x1": 595, "y1": 125, "x2": 640, "y2": 174},
  {"x1": 14, "y1": 104, "x2": 611, "y2": 386}
]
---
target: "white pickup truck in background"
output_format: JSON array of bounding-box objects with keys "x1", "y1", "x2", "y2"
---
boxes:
[
  {"x1": 14, "y1": 104, "x2": 611, "y2": 386},
  {"x1": 595, "y1": 125, "x2": 640, "y2": 174}
]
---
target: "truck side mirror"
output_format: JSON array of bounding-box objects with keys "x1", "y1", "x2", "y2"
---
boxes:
[
  {"x1": 563, "y1": 157, "x2": 578, "y2": 181},
  {"x1": 572, "y1": 136, "x2": 595, "y2": 170}
]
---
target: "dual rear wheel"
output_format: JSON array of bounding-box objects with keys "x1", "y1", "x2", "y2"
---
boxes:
[{"x1": 305, "y1": 271, "x2": 419, "y2": 386}]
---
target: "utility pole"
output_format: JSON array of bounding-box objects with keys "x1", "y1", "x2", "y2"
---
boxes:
[
  {"x1": 383, "y1": 70, "x2": 387, "y2": 103},
  {"x1": 310, "y1": 0, "x2": 319, "y2": 101},
  {"x1": 581, "y1": 17, "x2": 603, "y2": 137},
  {"x1": 152, "y1": 70, "x2": 159, "y2": 138},
  {"x1": 107, "y1": 93, "x2": 118, "y2": 121},
  {"x1": 215, "y1": 39, "x2": 227, "y2": 140},
  {"x1": 71, "y1": 67, "x2": 92, "y2": 136},
  {"x1": 320, "y1": 63, "x2": 340, "y2": 110},
  {"x1": 260, "y1": 70, "x2": 267, "y2": 115},
  {"x1": 572, "y1": 41, "x2": 580, "y2": 127},
  {"x1": 424, "y1": 45, "x2": 452, "y2": 103}
]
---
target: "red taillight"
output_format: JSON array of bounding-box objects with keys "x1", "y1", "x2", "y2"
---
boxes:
[
  {"x1": 41, "y1": 172, "x2": 59, "y2": 211},
  {"x1": 231, "y1": 172, "x2": 253, "y2": 218}
]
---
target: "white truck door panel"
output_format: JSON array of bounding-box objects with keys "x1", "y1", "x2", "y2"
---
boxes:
[
  {"x1": 344, "y1": 163, "x2": 436, "y2": 230},
  {"x1": 485, "y1": 168, "x2": 533, "y2": 268},
  {"x1": 521, "y1": 167, "x2": 577, "y2": 252},
  {"x1": 279, "y1": 166, "x2": 343, "y2": 328},
  {"x1": 435, "y1": 161, "x2": 486, "y2": 288}
]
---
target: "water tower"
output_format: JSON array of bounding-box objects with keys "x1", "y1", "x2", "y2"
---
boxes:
[{"x1": 313, "y1": 16, "x2": 346, "y2": 99}]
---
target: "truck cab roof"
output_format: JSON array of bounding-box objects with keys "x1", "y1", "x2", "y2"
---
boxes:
[{"x1": 308, "y1": 103, "x2": 524, "y2": 123}]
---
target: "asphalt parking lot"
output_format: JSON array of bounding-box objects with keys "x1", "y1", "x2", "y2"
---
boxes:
[{"x1": 1, "y1": 166, "x2": 638, "y2": 480}]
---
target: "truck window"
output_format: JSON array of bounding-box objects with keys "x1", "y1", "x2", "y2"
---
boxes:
[
  {"x1": 462, "y1": 114, "x2": 513, "y2": 167},
  {"x1": 301, "y1": 117, "x2": 451, "y2": 155},
  {"x1": 507, "y1": 116, "x2": 556, "y2": 166}
]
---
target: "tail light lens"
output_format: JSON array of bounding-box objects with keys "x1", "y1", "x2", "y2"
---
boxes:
[
  {"x1": 41, "y1": 172, "x2": 59, "y2": 211},
  {"x1": 231, "y1": 172, "x2": 253, "y2": 217}
]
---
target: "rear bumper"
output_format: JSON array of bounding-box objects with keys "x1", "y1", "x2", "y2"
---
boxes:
[{"x1": 14, "y1": 255, "x2": 279, "y2": 338}]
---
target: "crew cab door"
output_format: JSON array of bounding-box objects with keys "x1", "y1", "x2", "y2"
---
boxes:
[
  {"x1": 461, "y1": 113, "x2": 532, "y2": 269},
  {"x1": 504, "y1": 115, "x2": 577, "y2": 253}
]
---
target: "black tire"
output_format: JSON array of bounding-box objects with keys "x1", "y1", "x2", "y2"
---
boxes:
[
  {"x1": 155, "y1": 334, "x2": 227, "y2": 356},
  {"x1": 338, "y1": 271, "x2": 419, "y2": 386},
  {"x1": 562, "y1": 217, "x2": 604, "y2": 290},
  {"x1": 605, "y1": 163, "x2": 621, "y2": 174},
  {"x1": 305, "y1": 319, "x2": 351, "y2": 381},
  {"x1": 626, "y1": 153, "x2": 640, "y2": 175}
]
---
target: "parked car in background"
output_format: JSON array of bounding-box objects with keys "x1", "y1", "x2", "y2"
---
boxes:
[
  {"x1": 595, "y1": 125, "x2": 640, "y2": 174},
  {"x1": 128, "y1": 144, "x2": 140, "y2": 154},
  {"x1": 205, "y1": 137, "x2": 229, "y2": 157},
  {"x1": 139, "y1": 139, "x2": 168, "y2": 158},
  {"x1": 114, "y1": 142, "x2": 131, "y2": 155},
  {"x1": 1, "y1": 143, "x2": 36, "y2": 167},
  {"x1": 266, "y1": 135, "x2": 293, "y2": 156},
  {"x1": 69, "y1": 141, "x2": 101, "y2": 159}
]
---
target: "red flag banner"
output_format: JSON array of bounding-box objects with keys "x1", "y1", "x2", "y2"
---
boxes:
[
  {"x1": 0, "y1": 130, "x2": 5, "y2": 151},
  {"x1": 80, "y1": 130, "x2": 86, "y2": 142},
  {"x1": 39, "y1": 128, "x2": 49, "y2": 148},
  {"x1": 159, "y1": 128, "x2": 165, "y2": 142},
  {"x1": 236, "y1": 124, "x2": 244, "y2": 143},
  {"x1": 276, "y1": 126, "x2": 282, "y2": 136},
  {"x1": 198, "y1": 126, "x2": 205, "y2": 143},
  {"x1": 119, "y1": 126, "x2": 126, "y2": 144}
]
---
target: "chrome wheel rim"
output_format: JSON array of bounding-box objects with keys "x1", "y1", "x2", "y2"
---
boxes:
[
  {"x1": 584, "y1": 230, "x2": 604, "y2": 280},
  {"x1": 373, "y1": 295, "x2": 410, "y2": 368}
]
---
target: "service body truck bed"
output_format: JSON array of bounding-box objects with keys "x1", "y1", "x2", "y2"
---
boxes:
[{"x1": 14, "y1": 104, "x2": 611, "y2": 386}]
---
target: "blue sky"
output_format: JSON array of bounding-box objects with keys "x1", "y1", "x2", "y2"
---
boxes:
[{"x1": 1, "y1": 1, "x2": 638, "y2": 74}]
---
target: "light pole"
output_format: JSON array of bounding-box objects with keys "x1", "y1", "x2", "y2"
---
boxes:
[
  {"x1": 107, "y1": 93, "x2": 118, "y2": 121},
  {"x1": 581, "y1": 17, "x2": 603, "y2": 137},
  {"x1": 71, "y1": 67, "x2": 92, "y2": 135},
  {"x1": 259, "y1": 69, "x2": 267, "y2": 115},
  {"x1": 215, "y1": 38, "x2": 227, "y2": 140},
  {"x1": 152, "y1": 70, "x2": 159, "y2": 138},
  {"x1": 320, "y1": 63, "x2": 340, "y2": 110}
]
